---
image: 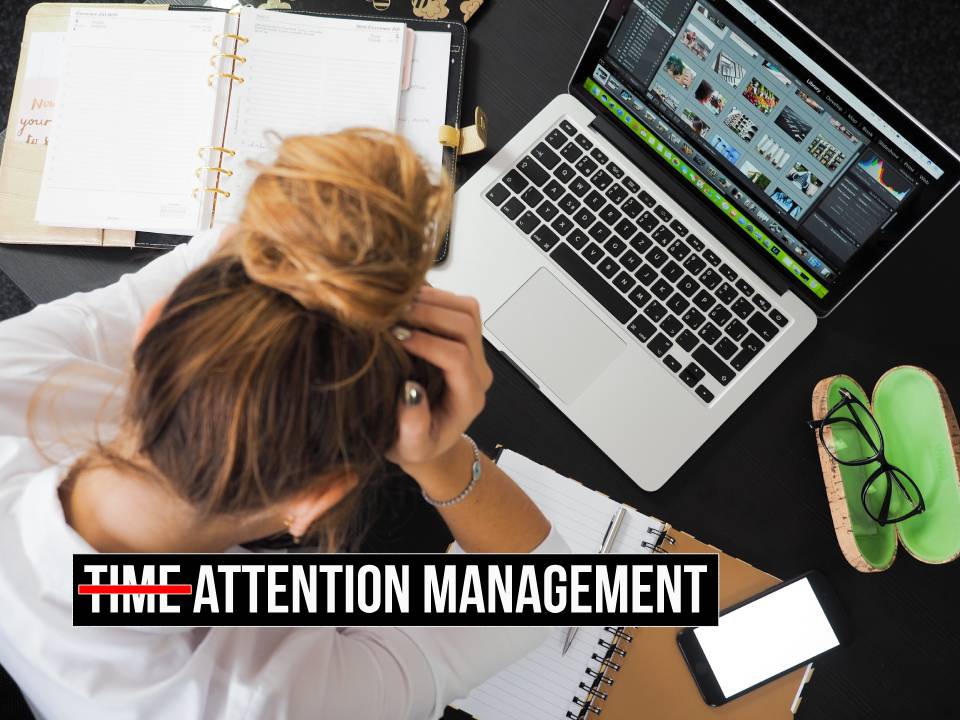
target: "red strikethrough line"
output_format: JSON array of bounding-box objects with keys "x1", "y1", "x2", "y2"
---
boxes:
[{"x1": 77, "y1": 585, "x2": 193, "y2": 595}]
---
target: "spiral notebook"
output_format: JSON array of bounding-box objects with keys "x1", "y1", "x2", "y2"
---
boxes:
[{"x1": 447, "y1": 450, "x2": 812, "y2": 720}]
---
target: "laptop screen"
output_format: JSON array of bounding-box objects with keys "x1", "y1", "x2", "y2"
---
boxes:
[{"x1": 571, "y1": 0, "x2": 959, "y2": 310}]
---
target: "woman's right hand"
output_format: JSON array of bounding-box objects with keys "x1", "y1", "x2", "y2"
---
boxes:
[{"x1": 386, "y1": 287, "x2": 493, "y2": 477}]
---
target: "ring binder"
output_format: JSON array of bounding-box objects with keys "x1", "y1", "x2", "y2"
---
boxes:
[
  {"x1": 208, "y1": 72, "x2": 246, "y2": 88},
  {"x1": 213, "y1": 33, "x2": 249, "y2": 47},
  {"x1": 570, "y1": 697, "x2": 601, "y2": 716},
  {"x1": 579, "y1": 682, "x2": 609, "y2": 701},
  {"x1": 568, "y1": 626, "x2": 630, "y2": 718},
  {"x1": 195, "y1": 166, "x2": 234, "y2": 178},
  {"x1": 192, "y1": 187, "x2": 231, "y2": 199},
  {"x1": 597, "y1": 638, "x2": 627, "y2": 657},
  {"x1": 210, "y1": 52, "x2": 248, "y2": 66},
  {"x1": 604, "y1": 627, "x2": 633, "y2": 643},
  {"x1": 198, "y1": 146, "x2": 237, "y2": 158}
]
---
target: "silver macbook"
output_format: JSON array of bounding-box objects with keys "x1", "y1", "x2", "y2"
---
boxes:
[{"x1": 430, "y1": 0, "x2": 960, "y2": 491}]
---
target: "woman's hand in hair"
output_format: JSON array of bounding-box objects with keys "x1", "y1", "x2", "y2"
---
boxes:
[{"x1": 387, "y1": 287, "x2": 493, "y2": 474}]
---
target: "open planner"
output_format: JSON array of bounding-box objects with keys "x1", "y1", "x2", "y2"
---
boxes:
[
  {"x1": 31, "y1": 5, "x2": 457, "y2": 236},
  {"x1": 448, "y1": 449, "x2": 813, "y2": 720}
]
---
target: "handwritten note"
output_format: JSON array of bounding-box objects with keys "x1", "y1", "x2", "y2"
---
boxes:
[{"x1": 15, "y1": 32, "x2": 65, "y2": 145}]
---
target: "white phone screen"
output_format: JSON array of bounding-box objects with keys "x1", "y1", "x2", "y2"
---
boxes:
[{"x1": 693, "y1": 578, "x2": 839, "y2": 698}]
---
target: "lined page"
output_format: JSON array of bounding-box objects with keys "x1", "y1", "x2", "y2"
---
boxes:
[
  {"x1": 397, "y1": 29, "x2": 451, "y2": 175},
  {"x1": 215, "y1": 9, "x2": 406, "y2": 223},
  {"x1": 36, "y1": 9, "x2": 229, "y2": 233},
  {"x1": 451, "y1": 450, "x2": 665, "y2": 720}
]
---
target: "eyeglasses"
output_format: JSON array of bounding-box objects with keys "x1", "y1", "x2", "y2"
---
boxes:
[{"x1": 808, "y1": 388, "x2": 925, "y2": 526}]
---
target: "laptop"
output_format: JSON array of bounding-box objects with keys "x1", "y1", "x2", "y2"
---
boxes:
[{"x1": 430, "y1": 0, "x2": 960, "y2": 491}]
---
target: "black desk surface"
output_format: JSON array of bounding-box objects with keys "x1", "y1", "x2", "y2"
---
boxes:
[{"x1": 3, "y1": 2, "x2": 959, "y2": 718}]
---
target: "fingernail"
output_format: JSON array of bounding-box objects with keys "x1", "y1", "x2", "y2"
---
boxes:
[
  {"x1": 403, "y1": 381, "x2": 424, "y2": 406},
  {"x1": 392, "y1": 326, "x2": 412, "y2": 342}
]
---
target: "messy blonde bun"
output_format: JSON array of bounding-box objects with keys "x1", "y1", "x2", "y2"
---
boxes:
[{"x1": 234, "y1": 129, "x2": 452, "y2": 331}]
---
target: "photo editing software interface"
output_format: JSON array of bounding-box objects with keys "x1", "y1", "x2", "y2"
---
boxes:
[{"x1": 586, "y1": 0, "x2": 945, "y2": 299}]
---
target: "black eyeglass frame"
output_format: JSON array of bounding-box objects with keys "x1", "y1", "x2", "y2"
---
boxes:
[{"x1": 808, "y1": 389, "x2": 925, "y2": 526}]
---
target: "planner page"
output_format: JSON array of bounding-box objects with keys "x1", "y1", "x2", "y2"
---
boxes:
[
  {"x1": 398, "y1": 29, "x2": 451, "y2": 175},
  {"x1": 451, "y1": 450, "x2": 666, "y2": 720},
  {"x1": 36, "y1": 8, "x2": 231, "y2": 234},
  {"x1": 215, "y1": 9, "x2": 407, "y2": 223}
]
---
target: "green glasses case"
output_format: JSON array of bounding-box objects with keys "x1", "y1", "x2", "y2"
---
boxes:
[{"x1": 811, "y1": 366, "x2": 960, "y2": 573}]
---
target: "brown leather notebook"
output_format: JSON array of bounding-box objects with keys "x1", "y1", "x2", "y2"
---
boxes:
[{"x1": 590, "y1": 527, "x2": 813, "y2": 720}]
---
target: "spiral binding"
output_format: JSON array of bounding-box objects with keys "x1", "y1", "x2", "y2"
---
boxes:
[
  {"x1": 565, "y1": 626, "x2": 635, "y2": 718},
  {"x1": 641, "y1": 524, "x2": 677, "y2": 553}
]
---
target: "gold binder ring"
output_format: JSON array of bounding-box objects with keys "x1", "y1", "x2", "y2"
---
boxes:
[
  {"x1": 195, "y1": 166, "x2": 235, "y2": 179},
  {"x1": 198, "y1": 146, "x2": 237, "y2": 158},
  {"x1": 213, "y1": 33, "x2": 249, "y2": 47},
  {"x1": 193, "y1": 187, "x2": 232, "y2": 200},
  {"x1": 208, "y1": 73, "x2": 246, "y2": 88},
  {"x1": 210, "y1": 53, "x2": 248, "y2": 66}
]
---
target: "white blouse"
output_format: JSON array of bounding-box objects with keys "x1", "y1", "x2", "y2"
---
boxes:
[{"x1": 0, "y1": 228, "x2": 569, "y2": 720}]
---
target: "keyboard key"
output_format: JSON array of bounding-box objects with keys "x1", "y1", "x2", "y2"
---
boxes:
[
  {"x1": 560, "y1": 120, "x2": 577, "y2": 136},
  {"x1": 486, "y1": 183, "x2": 510, "y2": 206},
  {"x1": 501, "y1": 197, "x2": 524, "y2": 220},
  {"x1": 677, "y1": 276, "x2": 700, "y2": 298},
  {"x1": 693, "y1": 345, "x2": 735, "y2": 386},
  {"x1": 622, "y1": 197, "x2": 644, "y2": 218},
  {"x1": 708, "y1": 305, "x2": 732, "y2": 326},
  {"x1": 532, "y1": 142, "x2": 561, "y2": 169},
  {"x1": 638, "y1": 190, "x2": 656, "y2": 207},
  {"x1": 614, "y1": 219, "x2": 638, "y2": 241},
  {"x1": 569, "y1": 177, "x2": 590, "y2": 197},
  {"x1": 731, "y1": 344, "x2": 759, "y2": 371},
  {"x1": 742, "y1": 333, "x2": 764, "y2": 354},
  {"x1": 652, "y1": 278, "x2": 673, "y2": 300},
  {"x1": 628, "y1": 286, "x2": 652, "y2": 308},
  {"x1": 747, "y1": 313, "x2": 779, "y2": 342},
  {"x1": 607, "y1": 162, "x2": 624, "y2": 179},
  {"x1": 769, "y1": 308, "x2": 789, "y2": 327},
  {"x1": 635, "y1": 264, "x2": 657, "y2": 285},
  {"x1": 614, "y1": 271, "x2": 636, "y2": 293},
  {"x1": 585, "y1": 191, "x2": 606, "y2": 212},
  {"x1": 654, "y1": 206, "x2": 673, "y2": 223},
  {"x1": 753, "y1": 295, "x2": 772, "y2": 313},
  {"x1": 554, "y1": 163, "x2": 576, "y2": 184},
  {"x1": 644, "y1": 301, "x2": 668, "y2": 323},
  {"x1": 550, "y1": 243, "x2": 637, "y2": 325},
  {"x1": 736, "y1": 280, "x2": 754, "y2": 297},
  {"x1": 716, "y1": 283, "x2": 737, "y2": 305},
  {"x1": 560, "y1": 194, "x2": 581, "y2": 215},
  {"x1": 582, "y1": 242, "x2": 604, "y2": 264},
  {"x1": 532, "y1": 226, "x2": 560, "y2": 252},
  {"x1": 725, "y1": 319, "x2": 748, "y2": 342},
  {"x1": 677, "y1": 330, "x2": 699, "y2": 352},
  {"x1": 574, "y1": 208, "x2": 595, "y2": 228},
  {"x1": 682, "y1": 308, "x2": 706, "y2": 330},
  {"x1": 605, "y1": 184, "x2": 629, "y2": 204},
  {"x1": 719, "y1": 263, "x2": 738, "y2": 282},
  {"x1": 680, "y1": 363, "x2": 706, "y2": 388},
  {"x1": 600, "y1": 205, "x2": 623, "y2": 226},
  {"x1": 604, "y1": 237, "x2": 627, "y2": 257},
  {"x1": 598, "y1": 257, "x2": 619, "y2": 279},
  {"x1": 575, "y1": 133, "x2": 593, "y2": 151},
  {"x1": 686, "y1": 235, "x2": 705, "y2": 252},
  {"x1": 630, "y1": 234, "x2": 652, "y2": 254},
  {"x1": 638, "y1": 211, "x2": 659, "y2": 233},
  {"x1": 667, "y1": 293, "x2": 690, "y2": 315},
  {"x1": 670, "y1": 220, "x2": 688, "y2": 236},
  {"x1": 662, "y1": 261, "x2": 683, "y2": 282},
  {"x1": 551, "y1": 215, "x2": 574, "y2": 236},
  {"x1": 622, "y1": 176, "x2": 641, "y2": 194},
  {"x1": 696, "y1": 385, "x2": 715, "y2": 403},
  {"x1": 537, "y1": 201, "x2": 559, "y2": 222},
  {"x1": 588, "y1": 222, "x2": 612, "y2": 242},
  {"x1": 667, "y1": 239, "x2": 690, "y2": 260},
  {"x1": 646, "y1": 247, "x2": 668, "y2": 268},
  {"x1": 648, "y1": 333, "x2": 673, "y2": 358},
  {"x1": 715, "y1": 337, "x2": 738, "y2": 360},
  {"x1": 567, "y1": 229, "x2": 589, "y2": 250},
  {"x1": 591, "y1": 169, "x2": 613, "y2": 190},
  {"x1": 575, "y1": 157, "x2": 599, "y2": 176},
  {"x1": 590, "y1": 147, "x2": 609, "y2": 164},
  {"x1": 731, "y1": 297, "x2": 754, "y2": 319},
  {"x1": 544, "y1": 180, "x2": 565, "y2": 201},
  {"x1": 545, "y1": 128, "x2": 567, "y2": 148},
  {"x1": 627, "y1": 315, "x2": 657, "y2": 342},
  {"x1": 561, "y1": 143, "x2": 584, "y2": 162},
  {"x1": 683, "y1": 255, "x2": 706, "y2": 275},
  {"x1": 700, "y1": 269, "x2": 722, "y2": 290},
  {"x1": 521, "y1": 186, "x2": 544, "y2": 207},
  {"x1": 698, "y1": 322, "x2": 721, "y2": 345},
  {"x1": 620, "y1": 249, "x2": 642, "y2": 271},
  {"x1": 703, "y1": 249, "x2": 721, "y2": 266},
  {"x1": 517, "y1": 157, "x2": 549, "y2": 186},
  {"x1": 661, "y1": 315, "x2": 683, "y2": 337},
  {"x1": 652, "y1": 226, "x2": 675, "y2": 246},
  {"x1": 664, "y1": 355, "x2": 683, "y2": 373},
  {"x1": 692, "y1": 289, "x2": 716, "y2": 312},
  {"x1": 516, "y1": 211, "x2": 540, "y2": 234}
]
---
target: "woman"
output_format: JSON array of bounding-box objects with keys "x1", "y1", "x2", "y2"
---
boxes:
[{"x1": 0, "y1": 129, "x2": 567, "y2": 719}]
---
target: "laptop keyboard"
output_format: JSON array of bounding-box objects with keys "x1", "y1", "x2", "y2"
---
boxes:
[{"x1": 484, "y1": 118, "x2": 792, "y2": 404}]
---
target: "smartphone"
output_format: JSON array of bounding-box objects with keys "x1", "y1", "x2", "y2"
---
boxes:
[{"x1": 677, "y1": 571, "x2": 851, "y2": 706}]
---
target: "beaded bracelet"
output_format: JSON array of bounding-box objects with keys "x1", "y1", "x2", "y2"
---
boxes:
[{"x1": 421, "y1": 434, "x2": 482, "y2": 508}]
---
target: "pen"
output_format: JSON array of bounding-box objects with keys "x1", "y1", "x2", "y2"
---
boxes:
[{"x1": 562, "y1": 504, "x2": 627, "y2": 656}]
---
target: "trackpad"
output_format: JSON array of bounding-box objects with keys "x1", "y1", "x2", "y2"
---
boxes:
[{"x1": 486, "y1": 268, "x2": 626, "y2": 404}]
